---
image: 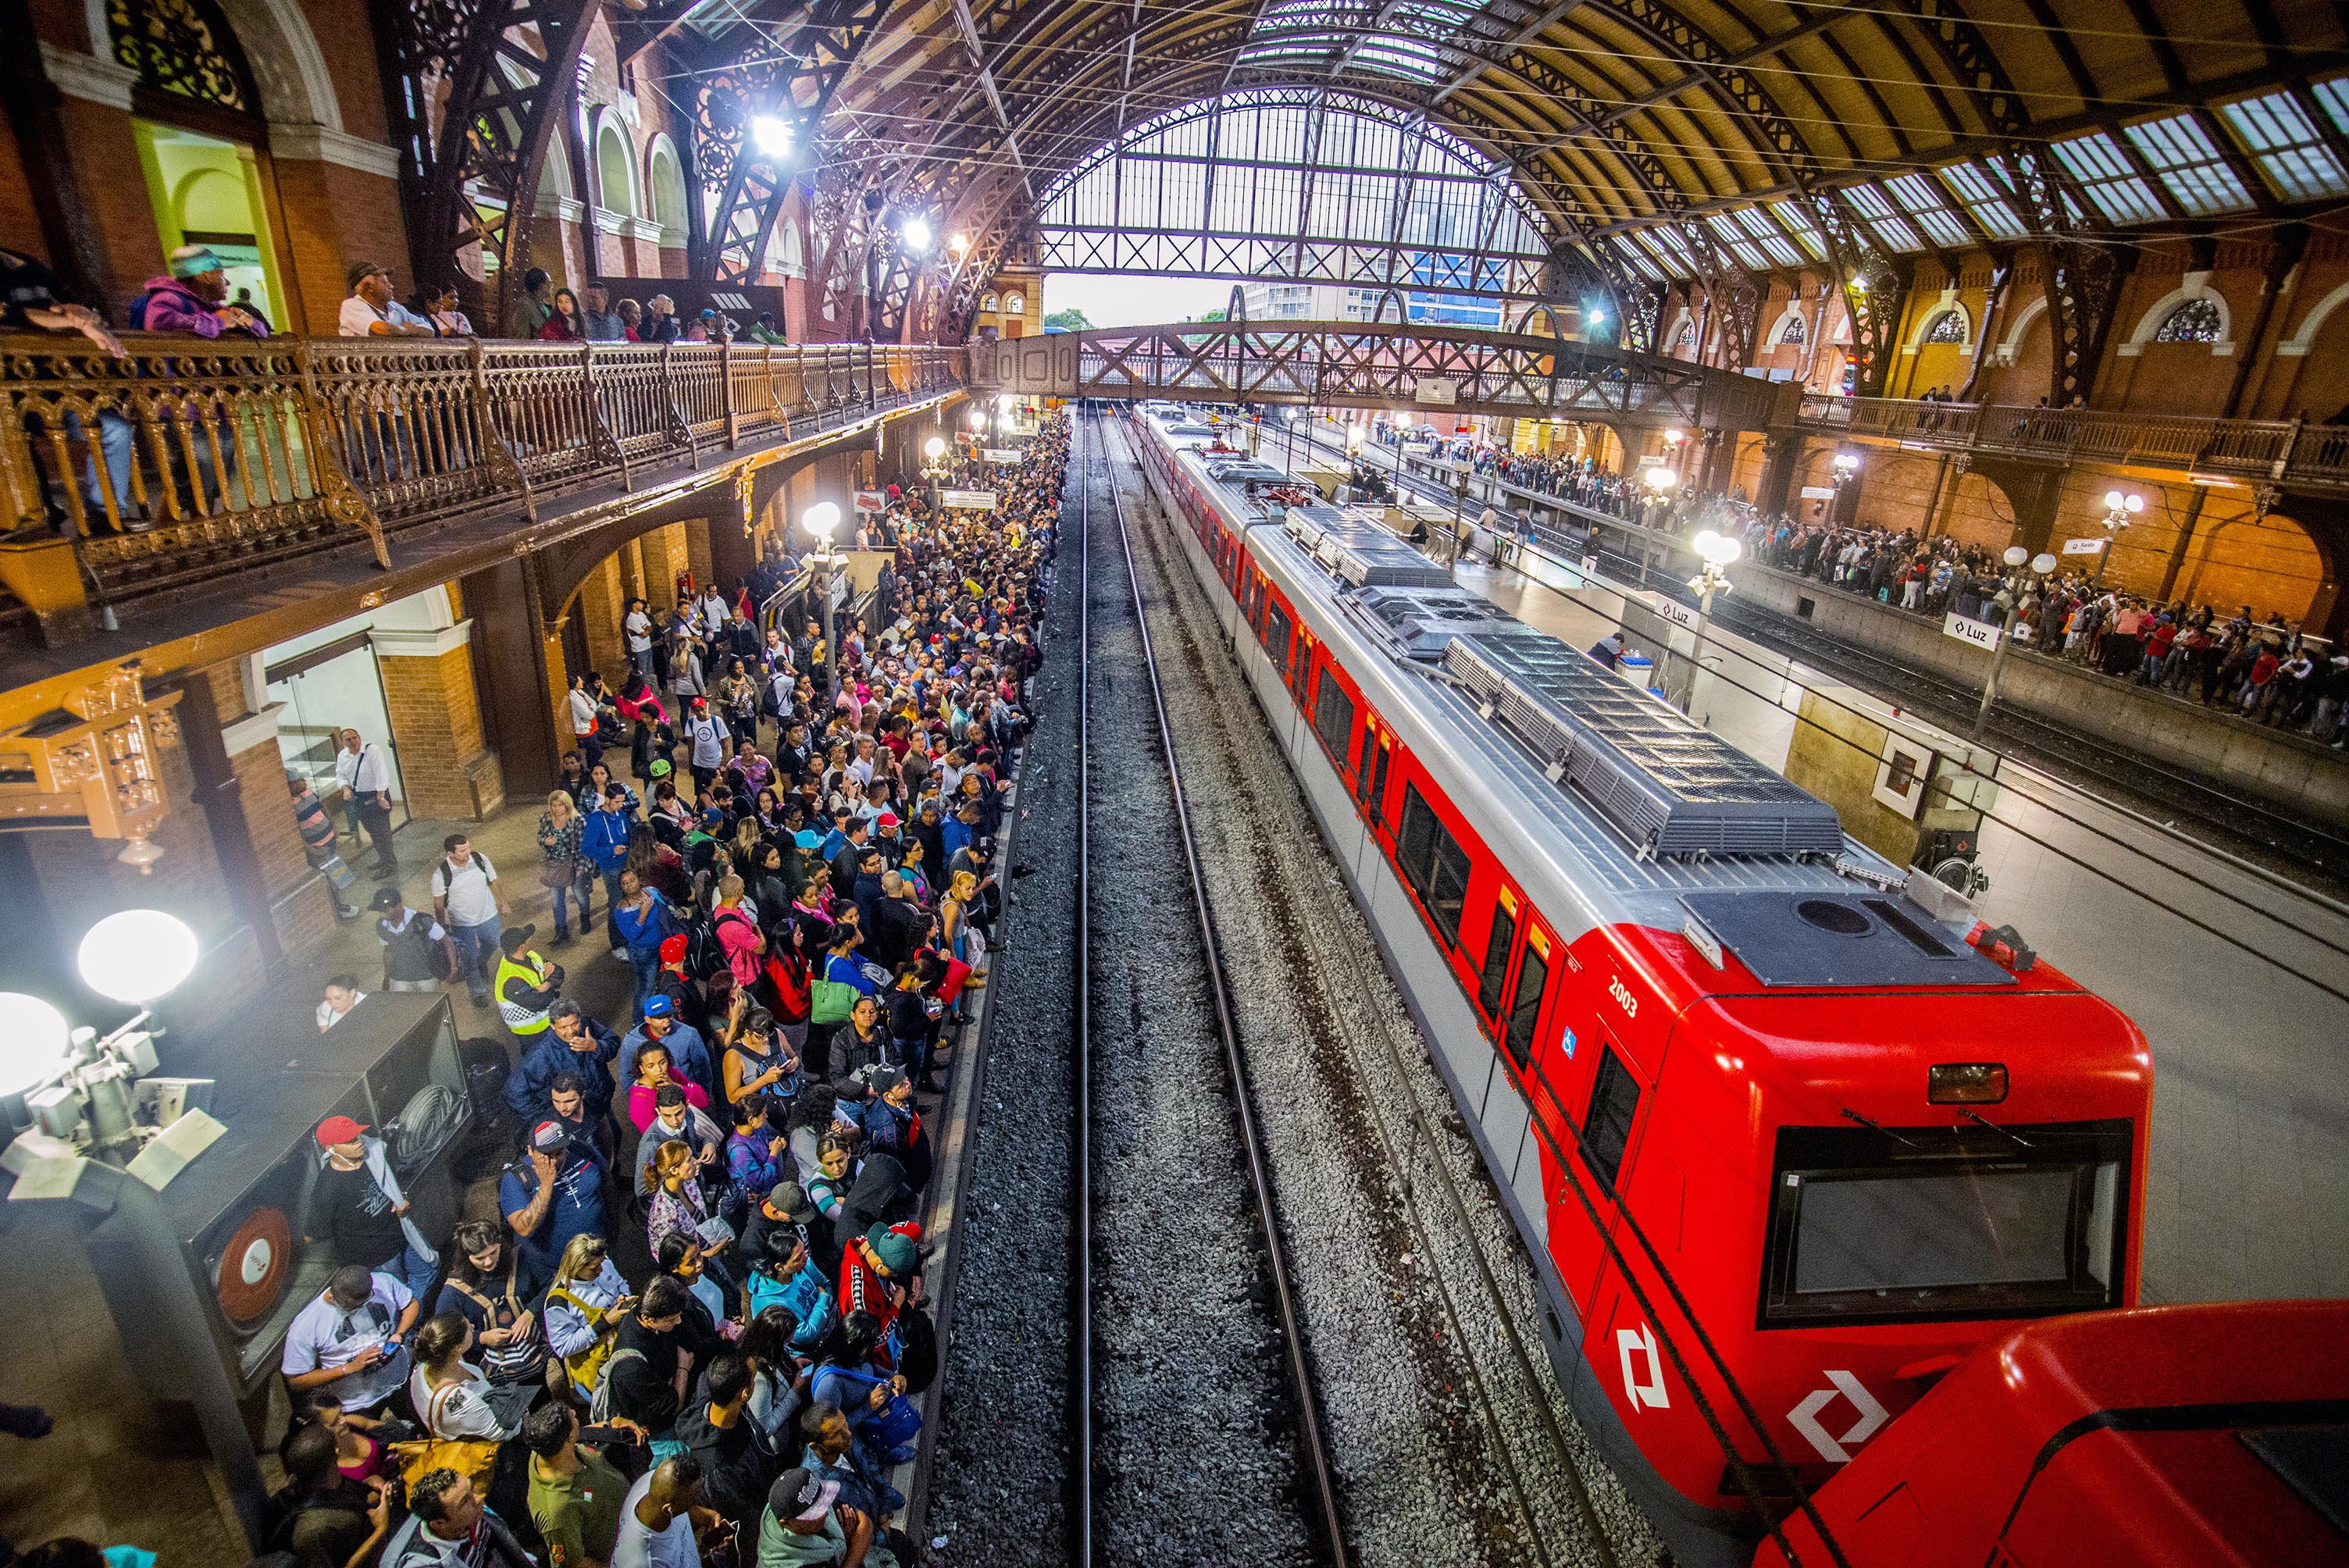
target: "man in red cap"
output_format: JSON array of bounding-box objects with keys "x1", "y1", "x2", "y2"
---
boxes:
[{"x1": 310, "y1": 1113, "x2": 439, "y2": 1303}]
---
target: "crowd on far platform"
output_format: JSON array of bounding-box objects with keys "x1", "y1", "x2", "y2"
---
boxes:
[{"x1": 1367, "y1": 424, "x2": 2349, "y2": 743}]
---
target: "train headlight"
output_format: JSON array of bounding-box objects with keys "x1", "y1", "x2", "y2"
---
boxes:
[{"x1": 1928, "y1": 1062, "x2": 2009, "y2": 1104}]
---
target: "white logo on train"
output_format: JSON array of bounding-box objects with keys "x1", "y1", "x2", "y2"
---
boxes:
[
  {"x1": 1616, "y1": 1322, "x2": 1670, "y2": 1411},
  {"x1": 1786, "y1": 1370, "x2": 1890, "y2": 1463}
]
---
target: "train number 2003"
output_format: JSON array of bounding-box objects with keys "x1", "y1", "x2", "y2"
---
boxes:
[{"x1": 1609, "y1": 977, "x2": 1638, "y2": 1017}]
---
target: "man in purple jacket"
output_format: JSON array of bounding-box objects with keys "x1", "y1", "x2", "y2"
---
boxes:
[{"x1": 129, "y1": 245, "x2": 267, "y2": 338}]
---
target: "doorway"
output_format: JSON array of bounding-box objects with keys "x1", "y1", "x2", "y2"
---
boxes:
[{"x1": 133, "y1": 119, "x2": 289, "y2": 331}]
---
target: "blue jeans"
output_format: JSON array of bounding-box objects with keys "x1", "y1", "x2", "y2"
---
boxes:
[
  {"x1": 449, "y1": 914, "x2": 502, "y2": 1001},
  {"x1": 376, "y1": 1235, "x2": 439, "y2": 1307},
  {"x1": 627, "y1": 946, "x2": 661, "y2": 1014},
  {"x1": 550, "y1": 864, "x2": 594, "y2": 936},
  {"x1": 601, "y1": 867, "x2": 627, "y2": 946}
]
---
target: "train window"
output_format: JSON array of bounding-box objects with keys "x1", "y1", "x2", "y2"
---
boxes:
[
  {"x1": 1759, "y1": 1121, "x2": 2132, "y2": 1328},
  {"x1": 1478, "y1": 899, "x2": 1517, "y2": 1017},
  {"x1": 1505, "y1": 938, "x2": 1550, "y2": 1068},
  {"x1": 1314, "y1": 677, "x2": 1355, "y2": 766},
  {"x1": 1581, "y1": 1048, "x2": 1641, "y2": 1196},
  {"x1": 1265, "y1": 604, "x2": 1292, "y2": 665},
  {"x1": 1354, "y1": 726, "x2": 1379, "y2": 805},
  {"x1": 1396, "y1": 785, "x2": 1471, "y2": 943},
  {"x1": 1370, "y1": 741, "x2": 1392, "y2": 823}
]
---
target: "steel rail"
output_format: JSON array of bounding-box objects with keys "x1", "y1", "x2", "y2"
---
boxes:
[
  {"x1": 1101, "y1": 404, "x2": 1620, "y2": 1568},
  {"x1": 1084, "y1": 404, "x2": 1353, "y2": 1566}
]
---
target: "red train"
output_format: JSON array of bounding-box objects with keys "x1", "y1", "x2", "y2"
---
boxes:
[
  {"x1": 1120, "y1": 404, "x2": 2158, "y2": 1566},
  {"x1": 1754, "y1": 1299, "x2": 2349, "y2": 1567}
]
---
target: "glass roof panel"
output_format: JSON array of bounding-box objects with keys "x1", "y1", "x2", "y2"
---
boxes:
[
  {"x1": 1882, "y1": 173, "x2": 1973, "y2": 248},
  {"x1": 1766, "y1": 200, "x2": 1826, "y2": 259},
  {"x1": 2051, "y1": 131, "x2": 2167, "y2": 225},
  {"x1": 2220, "y1": 87, "x2": 2349, "y2": 202},
  {"x1": 1734, "y1": 206, "x2": 1802, "y2": 266},
  {"x1": 2124, "y1": 113, "x2": 2253, "y2": 216},
  {"x1": 1706, "y1": 212, "x2": 1767, "y2": 269},
  {"x1": 1840, "y1": 184, "x2": 1924, "y2": 252},
  {"x1": 1937, "y1": 162, "x2": 2028, "y2": 239}
]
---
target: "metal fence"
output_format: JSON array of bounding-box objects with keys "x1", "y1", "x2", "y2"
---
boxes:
[{"x1": 0, "y1": 335, "x2": 964, "y2": 608}]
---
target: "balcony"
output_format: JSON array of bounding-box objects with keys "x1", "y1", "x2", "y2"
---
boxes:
[
  {"x1": 1792, "y1": 394, "x2": 2349, "y2": 494},
  {"x1": 0, "y1": 336, "x2": 966, "y2": 647}
]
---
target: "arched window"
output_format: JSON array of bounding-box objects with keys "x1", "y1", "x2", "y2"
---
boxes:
[
  {"x1": 1004, "y1": 291, "x2": 1025, "y2": 315},
  {"x1": 108, "y1": 0, "x2": 258, "y2": 114},
  {"x1": 646, "y1": 137, "x2": 688, "y2": 235},
  {"x1": 1777, "y1": 312, "x2": 1807, "y2": 345},
  {"x1": 1922, "y1": 309, "x2": 1967, "y2": 344},
  {"x1": 2155, "y1": 298, "x2": 2223, "y2": 343},
  {"x1": 595, "y1": 120, "x2": 636, "y2": 216},
  {"x1": 981, "y1": 292, "x2": 1000, "y2": 312}
]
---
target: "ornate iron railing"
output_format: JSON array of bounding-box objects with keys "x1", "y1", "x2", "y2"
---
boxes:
[
  {"x1": 1791, "y1": 394, "x2": 2349, "y2": 493},
  {"x1": 0, "y1": 335, "x2": 964, "y2": 613}
]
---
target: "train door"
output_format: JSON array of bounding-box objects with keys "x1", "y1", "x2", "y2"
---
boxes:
[
  {"x1": 1535, "y1": 981, "x2": 1650, "y2": 1315},
  {"x1": 1353, "y1": 718, "x2": 1389, "y2": 829}
]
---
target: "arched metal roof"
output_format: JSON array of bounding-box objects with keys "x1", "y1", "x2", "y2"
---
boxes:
[{"x1": 642, "y1": 0, "x2": 2349, "y2": 358}]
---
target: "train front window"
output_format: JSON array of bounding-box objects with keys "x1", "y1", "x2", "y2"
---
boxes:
[{"x1": 1759, "y1": 1120, "x2": 2130, "y2": 1327}]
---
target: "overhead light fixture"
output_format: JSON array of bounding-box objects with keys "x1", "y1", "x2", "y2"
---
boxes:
[
  {"x1": 950, "y1": 232, "x2": 970, "y2": 253},
  {"x1": 901, "y1": 218, "x2": 933, "y2": 253},
  {"x1": 78, "y1": 910, "x2": 198, "y2": 1007},
  {"x1": 0, "y1": 992, "x2": 71, "y2": 1098},
  {"x1": 751, "y1": 116, "x2": 793, "y2": 158}
]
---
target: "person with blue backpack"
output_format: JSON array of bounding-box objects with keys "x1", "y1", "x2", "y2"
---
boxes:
[
  {"x1": 615, "y1": 869, "x2": 680, "y2": 1016},
  {"x1": 583, "y1": 784, "x2": 636, "y2": 950}
]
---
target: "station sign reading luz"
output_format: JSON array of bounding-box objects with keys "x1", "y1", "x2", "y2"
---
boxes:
[
  {"x1": 1942, "y1": 610, "x2": 2001, "y2": 650},
  {"x1": 940, "y1": 490, "x2": 1000, "y2": 511}
]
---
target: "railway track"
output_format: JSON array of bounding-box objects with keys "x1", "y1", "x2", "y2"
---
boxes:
[
  {"x1": 1090, "y1": 406, "x2": 1663, "y2": 1568},
  {"x1": 1290, "y1": 424, "x2": 2349, "y2": 897},
  {"x1": 1075, "y1": 408, "x2": 1336, "y2": 1566}
]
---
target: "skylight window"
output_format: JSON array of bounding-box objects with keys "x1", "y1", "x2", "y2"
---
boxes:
[
  {"x1": 1766, "y1": 200, "x2": 1826, "y2": 260},
  {"x1": 2051, "y1": 131, "x2": 2167, "y2": 225},
  {"x1": 2124, "y1": 113, "x2": 2252, "y2": 216},
  {"x1": 1734, "y1": 206, "x2": 1802, "y2": 266},
  {"x1": 1883, "y1": 173, "x2": 1973, "y2": 248},
  {"x1": 1937, "y1": 161, "x2": 2028, "y2": 240},
  {"x1": 1643, "y1": 224, "x2": 1698, "y2": 276},
  {"x1": 1707, "y1": 212, "x2": 1768, "y2": 269},
  {"x1": 1841, "y1": 184, "x2": 1924, "y2": 251},
  {"x1": 2220, "y1": 87, "x2": 2349, "y2": 202},
  {"x1": 1611, "y1": 235, "x2": 1663, "y2": 282},
  {"x1": 1356, "y1": 36, "x2": 1449, "y2": 81}
]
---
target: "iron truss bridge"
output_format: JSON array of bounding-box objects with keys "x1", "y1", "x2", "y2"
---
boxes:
[{"x1": 975, "y1": 322, "x2": 1784, "y2": 431}]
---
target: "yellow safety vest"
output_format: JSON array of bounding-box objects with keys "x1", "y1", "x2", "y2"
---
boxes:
[{"x1": 495, "y1": 950, "x2": 553, "y2": 1034}]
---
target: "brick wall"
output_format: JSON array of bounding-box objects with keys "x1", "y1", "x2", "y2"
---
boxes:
[
  {"x1": 378, "y1": 642, "x2": 504, "y2": 819},
  {"x1": 575, "y1": 555, "x2": 629, "y2": 682},
  {"x1": 685, "y1": 515, "x2": 715, "y2": 594},
  {"x1": 639, "y1": 522, "x2": 689, "y2": 605},
  {"x1": 59, "y1": 97, "x2": 161, "y2": 308},
  {"x1": 268, "y1": 158, "x2": 409, "y2": 335}
]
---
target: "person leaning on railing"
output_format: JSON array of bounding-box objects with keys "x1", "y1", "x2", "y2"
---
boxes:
[{"x1": 340, "y1": 262, "x2": 436, "y2": 339}]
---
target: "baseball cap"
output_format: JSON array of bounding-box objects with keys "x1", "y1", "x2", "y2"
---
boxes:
[
  {"x1": 168, "y1": 244, "x2": 225, "y2": 279},
  {"x1": 642, "y1": 993, "x2": 677, "y2": 1019},
  {"x1": 649, "y1": 758, "x2": 673, "y2": 778},
  {"x1": 499, "y1": 924, "x2": 537, "y2": 953},
  {"x1": 765, "y1": 1181, "x2": 816, "y2": 1225},
  {"x1": 529, "y1": 1119, "x2": 569, "y2": 1153},
  {"x1": 877, "y1": 811, "x2": 899, "y2": 829},
  {"x1": 314, "y1": 1114, "x2": 369, "y2": 1148},
  {"x1": 369, "y1": 886, "x2": 405, "y2": 910},
  {"x1": 660, "y1": 933, "x2": 689, "y2": 965},
  {"x1": 769, "y1": 1468, "x2": 838, "y2": 1523},
  {"x1": 868, "y1": 1064, "x2": 905, "y2": 1093},
  {"x1": 864, "y1": 1226, "x2": 918, "y2": 1278}
]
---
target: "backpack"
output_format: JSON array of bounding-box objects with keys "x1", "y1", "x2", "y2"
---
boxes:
[
  {"x1": 589, "y1": 1345, "x2": 644, "y2": 1424},
  {"x1": 684, "y1": 912, "x2": 728, "y2": 983},
  {"x1": 818, "y1": 1363, "x2": 921, "y2": 1459},
  {"x1": 745, "y1": 1259, "x2": 837, "y2": 1352}
]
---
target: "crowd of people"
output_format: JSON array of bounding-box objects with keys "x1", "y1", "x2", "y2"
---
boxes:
[
  {"x1": 8, "y1": 416, "x2": 1070, "y2": 1568},
  {"x1": 1375, "y1": 423, "x2": 2348, "y2": 743}
]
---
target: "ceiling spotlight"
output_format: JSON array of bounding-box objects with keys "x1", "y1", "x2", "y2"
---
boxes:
[
  {"x1": 950, "y1": 233, "x2": 970, "y2": 253},
  {"x1": 750, "y1": 116, "x2": 793, "y2": 158},
  {"x1": 902, "y1": 218, "x2": 933, "y2": 253}
]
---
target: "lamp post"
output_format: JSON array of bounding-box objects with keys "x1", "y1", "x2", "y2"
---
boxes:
[
  {"x1": 1392, "y1": 410, "x2": 1413, "y2": 493},
  {"x1": 922, "y1": 436, "x2": 948, "y2": 514},
  {"x1": 1449, "y1": 465, "x2": 1470, "y2": 579},
  {"x1": 1637, "y1": 465, "x2": 1679, "y2": 588},
  {"x1": 802, "y1": 501, "x2": 843, "y2": 718},
  {"x1": 1972, "y1": 545, "x2": 2059, "y2": 742},
  {"x1": 1346, "y1": 422, "x2": 1367, "y2": 500},
  {"x1": 1685, "y1": 528, "x2": 1740, "y2": 714},
  {"x1": 1663, "y1": 426, "x2": 1686, "y2": 484},
  {"x1": 2094, "y1": 488, "x2": 2143, "y2": 586}
]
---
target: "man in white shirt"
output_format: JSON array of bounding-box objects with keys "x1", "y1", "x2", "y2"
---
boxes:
[
  {"x1": 332, "y1": 728, "x2": 401, "y2": 876},
  {"x1": 611, "y1": 1457, "x2": 713, "y2": 1568},
  {"x1": 625, "y1": 600, "x2": 654, "y2": 678},
  {"x1": 683, "y1": 700, "x2": 730, "y2": 796},
  {"x1": 432, "y1": 833, "x2": 508, "y2": 1007},
  {"x1": 282, "y1": 1265, "x2": 418, "y2": 1413},
  {"x1": 339, "y1": 261, "x2": 435, "y2": 338},
  {"x1": 697, "y1": 587, "x2": 729, "y2": 639}
]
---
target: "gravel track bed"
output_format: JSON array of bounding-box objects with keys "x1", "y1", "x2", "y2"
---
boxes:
[
  {"x1": 922, "y1": 467, "x2": 1083, "y2": 1568},
  {"x1": 1085, "y1": 433, "x2": 1317, "y2": 1568},
  {"x1": 1102, "y1": 418, "x2": 1665, "y2": 1568}
]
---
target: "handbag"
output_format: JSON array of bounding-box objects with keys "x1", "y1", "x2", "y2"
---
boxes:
[
  {"x1": 392, "y1": 1382, "x2": 499, "y2": 1496},
  {"x1": 810, "y1": 976, "x2": 861, "y2": 1025},
  {"x1": 539, "y1": 857, "x2": 577, "y2": 890}
]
